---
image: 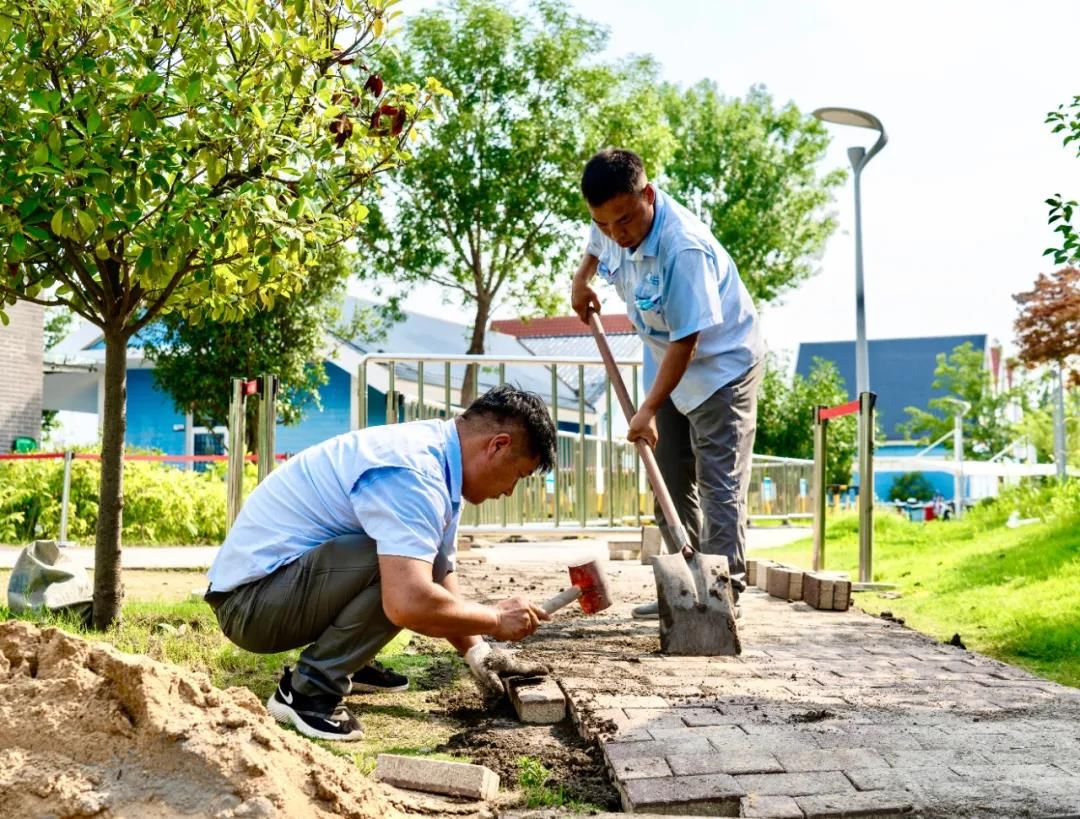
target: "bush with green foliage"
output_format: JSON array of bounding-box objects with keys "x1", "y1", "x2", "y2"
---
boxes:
[
  {"x1": 887, "y1": 472, "x2": 936, "y2": 502},
  {"x1": 0, "y1": 452, "x2": 256, "y2": 544}
]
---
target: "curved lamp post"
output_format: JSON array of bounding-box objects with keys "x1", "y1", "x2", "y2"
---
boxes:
[{"x1": 812, "y1": 107, "x2": 887, "y2": 399}]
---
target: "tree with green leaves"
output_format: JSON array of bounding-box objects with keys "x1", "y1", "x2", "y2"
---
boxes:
[
  {"x1": 0, "y1": 0, "x2": 442, "y2": 627},
  {"x1": 145, "y1": 247, "x2": 399, "y2": 454},
  {"x1": 755, "y1": 355, "x2": 855, "y2": 485},
  {"x1": 899, "y1": 342, "x2": 1014, "y2": 459},
  {"x1": 358, "y1": 0, "x2": 674, "y2": 402},
  {"x1": 659, "y1": 83, "x2": 845, "y2": 303}
]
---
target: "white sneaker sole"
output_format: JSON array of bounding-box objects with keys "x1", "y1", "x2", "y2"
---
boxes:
[{"x1": 265, "y1": 695, "x2": 365, "y2": 742}]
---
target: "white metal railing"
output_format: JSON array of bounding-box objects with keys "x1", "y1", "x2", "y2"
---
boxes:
[{"x1": 357, "y1": 352, "x2": 814, "y2": 533}]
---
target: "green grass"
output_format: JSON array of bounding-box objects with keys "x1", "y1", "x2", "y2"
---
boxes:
[
  {"x1": 750, "y1": 502, "x2": 1080, "y2": 687},
  {"x1": 516, "y1": 756, "x2": 600, "y2": 812}
]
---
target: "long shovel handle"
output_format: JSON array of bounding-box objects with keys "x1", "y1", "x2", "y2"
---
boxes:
[{"x1": 587, "y1": 311, "x2": 693, "y2": 553}]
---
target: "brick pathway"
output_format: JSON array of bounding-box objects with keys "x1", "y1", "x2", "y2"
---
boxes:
[{"x1": 478, "y1": 559, "x2": 1080, "y2": 819}]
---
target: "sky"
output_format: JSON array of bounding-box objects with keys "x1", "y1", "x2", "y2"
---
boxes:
[{"x1": 371, "y1": 0, "x2": 1080, "y2": 362}]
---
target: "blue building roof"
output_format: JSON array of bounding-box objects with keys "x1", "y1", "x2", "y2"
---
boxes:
[{"x1": 795, "y1": 334, "x2": 987, "y2": 436}]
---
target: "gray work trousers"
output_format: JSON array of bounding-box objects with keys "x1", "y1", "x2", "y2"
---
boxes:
[
  {"x1": 209, "y1": 535, "x2": 399, "y2": 698},
  {"x1": 653, "y1": 359, "x2": 763, "y2": 595}
]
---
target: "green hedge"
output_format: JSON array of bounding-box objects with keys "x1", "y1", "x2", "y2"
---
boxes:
[{"x1": 0, "y1": 453, "x2": 258, "y2": 545}]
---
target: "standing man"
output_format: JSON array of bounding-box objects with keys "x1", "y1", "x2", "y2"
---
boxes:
[
  {"x1": 571, "y1": 148, "x2": 764, "y2": 618},
  {"x1": 205, "y1": 385, "x2": 555, "y2": 740}
]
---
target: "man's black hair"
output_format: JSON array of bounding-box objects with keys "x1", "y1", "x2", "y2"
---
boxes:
[
  {"x1": 581, "y1": 148, "x2": 648, "y2": 207},
  {"x1": 461, "y1": 384, "x2": 557, "y2": 474}
]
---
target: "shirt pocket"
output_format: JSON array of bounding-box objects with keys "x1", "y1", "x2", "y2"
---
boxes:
[
  {"x1": 633, "y1": 272, "x2": 667, "y2": 332},
  {"x1": 598, "y1": 253, "x2": 627, "y2": 301}
]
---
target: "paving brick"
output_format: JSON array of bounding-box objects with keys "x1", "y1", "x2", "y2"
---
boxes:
[
  {"x1": 594, "y1": 694, "x2": 669, "y2": 709},
  {"x1": 740, "y1": 793, "x2": 803, "y2": 818},
  {"x1": 604, "y1": 736, "x2": 713, "y2": 762},
  {"x1": 505, "y1": 675, "x2": 565, "y2": 724},
  {"x1": 795, "y1": 789, "x2": 914, "y2": 818},
  {"x1": 648, "y1": 725, "x2": 747, "y2": 744},
  {"x1": 608, "y1": 755, "x2": 672, "y2": 780},
  {"x1": 374, "y1": 753, "x2": 498, "y2": 800},
  {"x1": 621, "y1": 773, "x2": 744, "y2": 815},
  {"x1": 667, "y1": 749, "x2": 783, "y2": 776},
  {"x1": 843, "y1": 765, "x2": 961, "y2": 792},
  {"x1": 766, "y1": 566, "x2": 804, "y2": 601},
  {"x1": 735, "y1": 770, "x2": 853, "y2": 797},
  {"x1": 587, "y1": 708, "x2": 653, "y2": 741},
  {"x1": 775, "y1": 747, "x2": 888, "y2": 772},
  {"x1": 621, "y1": 707, "x2": 696, "y2": 730},
  {"x1": 641, "y1": 526, "x2": 663, "y2": 564}
]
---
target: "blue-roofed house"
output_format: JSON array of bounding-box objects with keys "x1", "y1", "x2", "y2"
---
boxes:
[
  {"x1": 794, "y1": 334, "x2": 993, "y2": 438},
  {"x1": 43, "y1": 300, "x2": 618, "y2": 459}
]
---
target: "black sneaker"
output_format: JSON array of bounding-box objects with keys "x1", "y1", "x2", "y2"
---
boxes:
[
  {"x1": 350, "y1": 661, "x2": 409, "y2": 693},
  {"x1": 266, "y1": 667, "x2": 364, "y2": 741}
]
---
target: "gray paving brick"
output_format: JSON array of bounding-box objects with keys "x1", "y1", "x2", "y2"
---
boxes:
[
  {"x1": 740, "y1": 793, "x2": 803, "y2": 818},
  {"x1": 735, "y1": 770, "x2": 852, "y2": 797},
  {"x1": 776, "y1": 747, "x2": 888, "y2": 771},
  {"x1": 649, "y1": 724, "x2": 747, "y2": 744},
  {"x1": 844, "y1": 765, "x2": 961, "y2": 793},
  {"x1": 667, "y1": 749, "x2": 783, "y2": 776},
  {"x1": 621, "y1": 773, "x2": 744, "y2": 815},
  {"x1": 374, "y1": 753, "x2": 498, "y2": 800},
  {"x1": 621, "y1": 707, "x2": 696, "y2": 731},
  {"x1": 604, "y1": 735, "x2": 713, "y2": 762},
  {"x1": 594, "y1": 694, "x2": 669, "y2": 709},
  {"x1": 608, "y1": 755, "x2": 672, "y2": 780},
  {"x1": 796, "y1": 789, "x2": 914, "y2": 818}
]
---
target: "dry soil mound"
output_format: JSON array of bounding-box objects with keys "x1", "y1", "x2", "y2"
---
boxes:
[{"x1": 0, "y1": 620, "x2": 400, "y2": 818}]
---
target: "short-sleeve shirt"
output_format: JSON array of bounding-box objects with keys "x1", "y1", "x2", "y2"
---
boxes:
[
  {"x1": 586, "y1": 186, "x2": 764, "y2": 413},
  {"x1": 207, "y1": 419, "x2": 463, "y2": 593}
]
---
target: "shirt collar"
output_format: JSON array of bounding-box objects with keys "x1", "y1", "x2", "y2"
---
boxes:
[
  {"x1": 631, "y1": 185, "x2": 665, "y2": 261},
  {"x1": 443, "y1": 418, "x2": 463, "y2": 505}
]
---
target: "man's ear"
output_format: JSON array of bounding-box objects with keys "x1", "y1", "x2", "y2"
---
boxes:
[
  {"x1": 489, "y1": 431, "x2": 513, "y2": 456},
  {"x1": 643, "y1": 183, "x2": 655, "y2": 205}
]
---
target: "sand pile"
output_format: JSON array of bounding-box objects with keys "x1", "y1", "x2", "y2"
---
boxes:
[{"x1": 0, "y1": 620, "x2": 401, "y2": 818}]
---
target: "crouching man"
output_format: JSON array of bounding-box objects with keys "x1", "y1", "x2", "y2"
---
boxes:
[{"x1": 205, "y1": 385, "x2": 556, "y2": 740}]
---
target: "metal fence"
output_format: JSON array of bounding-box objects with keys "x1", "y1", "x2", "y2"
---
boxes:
[{"x1": 357, "y1": 352, "x2": 812, "y2": 533}]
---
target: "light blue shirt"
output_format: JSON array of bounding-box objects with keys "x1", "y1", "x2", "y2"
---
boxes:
[
  {"x1": 208, "y1": 419, "x2": 463, "y2": 593},
  {"x1": 587, "y1": 187, "x2": 764, "y2": 413}
]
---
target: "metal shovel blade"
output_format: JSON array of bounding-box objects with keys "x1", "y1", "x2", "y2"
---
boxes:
[{"x1": 653, "y1": 552, "x2": 741, "y2": 656}]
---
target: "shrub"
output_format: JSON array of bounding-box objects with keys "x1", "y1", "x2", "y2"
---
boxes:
[
  {"x1": 887, "y1": 472, "x2": 936, "y2": 502},
  {"x1": 0, "y1": 450, "x2": 257, "y2": 544}
]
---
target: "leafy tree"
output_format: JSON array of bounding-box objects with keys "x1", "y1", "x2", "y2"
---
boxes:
[
  {"x1": 1013, "y1": 266, "x2": 1080, "y2": 384},
  {"x1": 660, "y1": 82, "x2": 846, "y2": 303},
  {"x1": 888, "y1": 472, "x2": 935, "y2": 503},
  {"x1": 899, "y1": 342, "x2": 1014, "y2": 458},
  {"x1": 1011, "y1": 379, "x2": 1080, "y2": 468},
  {"x1": 358, "y1": 0, "x2": 673, "y2": 402},
  {"x1": 1045, "y1": 99, "x2": 1080, "y2": 266},
  {"x1": 145, "y1": 247, "x2": 398, "y2": 454},
  {"x1": 756, "y1": 355, "x2": 855, "y2": 485},
  {"x1": 0, "y1": 0, "x2": 440, "y2": 626}
]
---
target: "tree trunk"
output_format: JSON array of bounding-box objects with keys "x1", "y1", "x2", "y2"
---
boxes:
[
  {"x1": 461, "y1": 297, "x2": 490, "y2": 407},
  {"x1": 92, "y1": 330, "x2": 127, "y2": 629}
]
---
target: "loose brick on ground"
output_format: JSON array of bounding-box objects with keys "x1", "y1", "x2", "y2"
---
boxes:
[
  {"x1": 505, "y1": 675, "x2": 566, "y2": 724},
  {"x1": 374, "y1": 753, "x2": 498, "y2": 800}
]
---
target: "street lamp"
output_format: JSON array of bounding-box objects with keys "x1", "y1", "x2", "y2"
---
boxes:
[
  {"x1": 812, "y1": 107, "x2": 887, "y2": 399},
  {"x1": 941, "y1": 397, "x2": 971, "y2": 519}
]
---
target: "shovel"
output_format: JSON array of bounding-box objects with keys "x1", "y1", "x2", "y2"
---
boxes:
[{"x1": 587, "y1": 311, "x2": 740, "y2": 656}]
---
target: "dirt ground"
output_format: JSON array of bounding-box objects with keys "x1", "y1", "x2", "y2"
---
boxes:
[{"x1": 0, "y1": 557, "x2": 661, "y2": 815}]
